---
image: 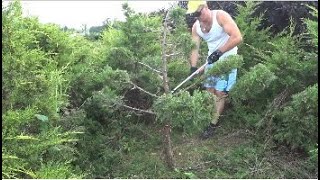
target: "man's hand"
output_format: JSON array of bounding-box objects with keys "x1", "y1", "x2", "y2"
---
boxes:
[{"x1": 208, "y1": 50, "x2": 223, "y2": 64}]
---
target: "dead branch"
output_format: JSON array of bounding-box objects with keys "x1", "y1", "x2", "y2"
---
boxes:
[{"x1": 260, "y1": 88, "x2": 291, "y2": 145}]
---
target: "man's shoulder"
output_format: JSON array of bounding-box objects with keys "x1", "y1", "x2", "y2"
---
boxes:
[
  {"x1": 215, "y1": 10, "x2": 230, "y2": 17},
  {"x1": 216, "y1": 10, "x2": 232, "y2": 24}
]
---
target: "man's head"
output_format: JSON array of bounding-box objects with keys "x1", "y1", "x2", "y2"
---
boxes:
[
  {"x1": 185, "y1": 1, "x2": 208, "y2": 29},
  {"x1": 186, "y1": 1, "x2": 207, "y2": 15}
]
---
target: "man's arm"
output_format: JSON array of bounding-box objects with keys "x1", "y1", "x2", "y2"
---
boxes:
[
  {"x1": 216, "y1": 10, "x2": 243, "y2": 53},
  {"x1": 190, "y1": 24, "x2": 201, "y2": 67}
]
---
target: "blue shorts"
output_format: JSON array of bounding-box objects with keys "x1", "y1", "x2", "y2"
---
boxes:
[{"x1": 203, "y1": 56, "x2": 237, "y2": 92}]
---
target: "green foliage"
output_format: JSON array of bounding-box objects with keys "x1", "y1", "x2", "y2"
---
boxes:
[
  {"x1": 105, "y1": 47, "x2": 135, "y2": 71},
  {"x1": 235, "y1": 1, "x2": 272, "y2": 71},
  {"x1": 2, "y1": 1, "x2": 88, "y2": 178},
  {"x1": 153, "y1": 90, "x2": 215, "y2": 135},
  {"x1": 202, "y1": 145, "x2": 265, "y2": 178},
  {"x1": 304, "y1": 5, "x2": 318, "y2": 47},
  {"x1": 274, "y1": 84, "x2": 318, "y2": 150},
  {"x1": 167, "y1": 59, "x2": 189, "y2": 88},
  {"x1": 34, "y1": 162, "x2": 85, "y2": 179},
  {"x1": 169, "y1": 7, "x2": 196, "y2": 57},
  {"x1": 134, "y1": 68, "x2": 163, "y2": 93},
  {"x1": 230, "y1": 63, "x2": 277, "y2": 104},
  {"x1": 2, "y1": 1, "x2": 82, "y2": 117},
  {"x1": 205, "y1": 55, "x2": 244, "y2": 77},
  {"x1": 228, "y1": 1, "x2": 318, "y2": 153},
  {"x1": 2, "y1": 0, "x2": 318, "y2": 178},
  {"x1": 264, "y1": 35, "x2": 307, "y2": 88},
  {"x1": 83, "y1": 87, "x2": 123, "y2": 123},
  {"x1": 306, "y1": 145, "x2": 318, "y2": 174},
  {"x1": 2, "y1": 108, "x2": 83, "y2": 178},
  {"x1": 101, "y1": 26, "x2": 127, "y2": 47},
  {"x1": 119, "y1": 5, "x2": 162, "y2": 60},
  {"x1": 69, "y1": 65, "x2": 130, "y2": 106}
]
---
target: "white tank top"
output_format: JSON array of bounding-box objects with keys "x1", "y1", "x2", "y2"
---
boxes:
[{"x1": 195, "y1": 10, "x2": 237, "y2": 58}]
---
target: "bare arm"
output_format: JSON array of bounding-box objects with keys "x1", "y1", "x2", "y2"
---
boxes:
[
  {"x1": 190, "y1": 23, "x2": 201, "y2": 67},
  {"x1": 216, "y1": 10, "x2": 243, "y2": 53}
]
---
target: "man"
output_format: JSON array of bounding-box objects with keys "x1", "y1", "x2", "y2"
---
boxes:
[{"x1": 186, "y1": 1, "x2": 243, "y2": 139}]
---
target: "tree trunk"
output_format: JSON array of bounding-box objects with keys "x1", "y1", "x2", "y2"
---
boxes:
[
  {"x1": 160, "y1": 9, "x2": 175, "y2": 170},
  {"x1": 162, "y1": 124, "x2": 175, "y2": 169}
]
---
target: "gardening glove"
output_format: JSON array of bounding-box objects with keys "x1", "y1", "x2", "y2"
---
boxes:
[
  {"x1": 190, "y1": 66, "x2": 198, "y2": 75},
  {"x1": 189, "y1": 66, "x2": 198, "y2": 81},
  {"x1": 208, "y1": 50, "x2": 223, "y2": 64}
]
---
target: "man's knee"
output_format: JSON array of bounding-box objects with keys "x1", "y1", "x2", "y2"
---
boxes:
[
  {"x1": 207, "y1": 88, "x2": 216, "y2": 94},
  {"x1": 215, "y1": 90, "x2": 228, "y2": 97},
  {"x1": 215, "y1": 90, "x2": 228, "y2": 101}
]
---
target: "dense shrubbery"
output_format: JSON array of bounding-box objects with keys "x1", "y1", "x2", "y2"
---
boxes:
[{"x1": 2, "y1": 1, "x2": 318, "y2": 178}]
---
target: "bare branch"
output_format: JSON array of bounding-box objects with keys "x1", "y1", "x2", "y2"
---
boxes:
[
  {"x1": 129, "y1": 81, "x2": 159, "y2": 98},
  {"x1": 165, "y1": 52, "x2": 181, "y2": 57},
  {"x1": 137, "y1": 61, "x2": 162, "y2": 74},
  {"x1": 121, "y1": 104, "x2": 155, "y2": 115}
]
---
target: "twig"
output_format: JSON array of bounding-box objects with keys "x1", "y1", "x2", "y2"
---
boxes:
[{"x1": 181, "y1": 161, "x2": 213, "y2": 171}]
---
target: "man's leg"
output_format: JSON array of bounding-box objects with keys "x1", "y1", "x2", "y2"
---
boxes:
[
  {"x1": 212, "y1": 90, "x2": 228, "y2": 125},
  {"x1": 200, "y1": 88, "x2": 224, "y2": 139},
  {"x1": 206, "y1": 88, "x2": 227, "y2": 124}
]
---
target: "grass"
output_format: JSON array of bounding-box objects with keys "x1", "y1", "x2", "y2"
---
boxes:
[
  {"x1": 167, "y1": 117, "x2": 318, "y2": 179},
  {"x1": 68, "y1": 110, "x2": 318, "y2": 179}
]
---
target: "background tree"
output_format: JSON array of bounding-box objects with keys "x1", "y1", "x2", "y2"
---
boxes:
[{"x1": 2, "y1": 1, "x2": 318, "y2": 178}]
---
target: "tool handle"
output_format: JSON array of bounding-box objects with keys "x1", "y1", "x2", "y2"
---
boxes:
[{"x1": 171, "y1": 62, "x2": 208, "y2": 93}]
